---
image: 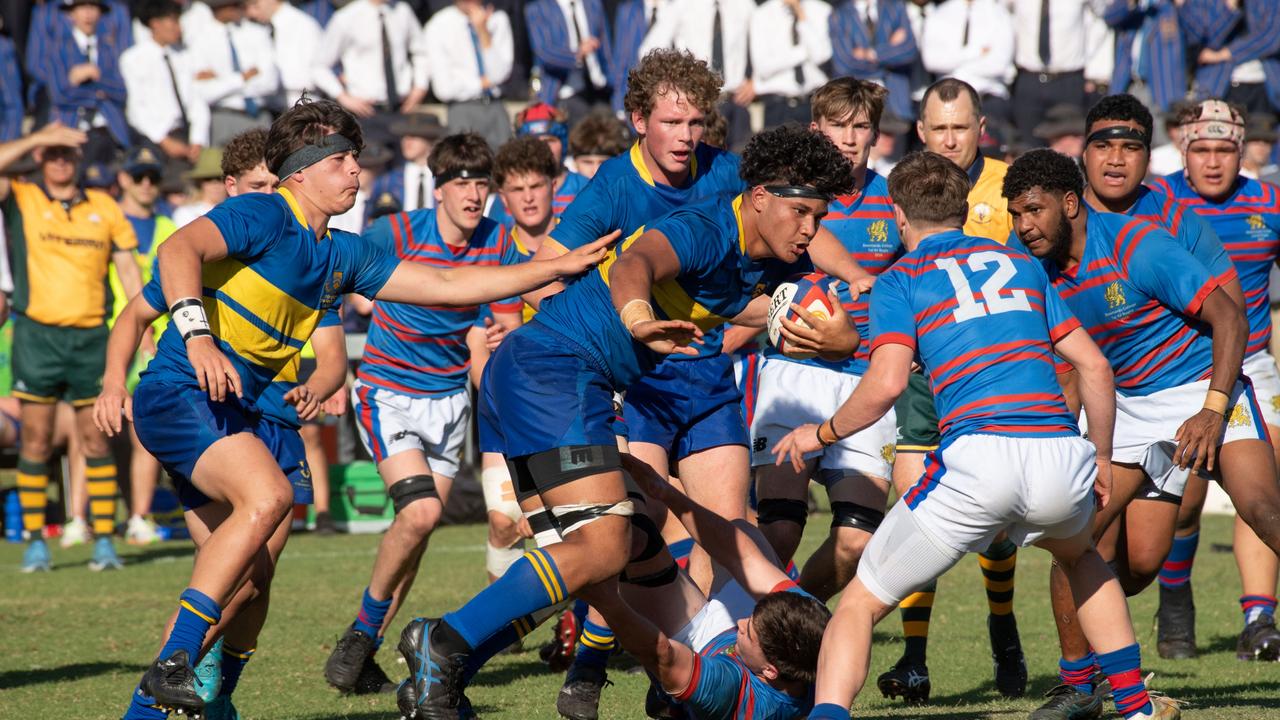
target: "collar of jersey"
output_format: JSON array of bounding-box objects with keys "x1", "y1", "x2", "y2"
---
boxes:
[
  {"x1": 733, "y1": 194, "x2": 746, "y2": 254},
  {"x1": 35, "y1": 181, "x2": 86, "y2": 209},
  {"x1": 966, "y1": 154, "x2": 985, "y2": 187},
  {"x1": 277, "y1": 187, "x2": 331, "y2": 240},
  {"x1": 629, "y1": 142, "x2": 699, "y2": 188}
]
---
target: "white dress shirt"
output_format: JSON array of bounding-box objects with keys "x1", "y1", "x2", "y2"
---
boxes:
[
  {"x1": 180, "y1": 1, "x2": 214, "y2": 40},
  {"x1": 749, "y1": 0, "x2": 831, "y2": 98},
  {"x1": 423, "y1": 6, "x2": 514, "y2": 102},
  {"x1": 641, "y1": 0, "x2": 755, "y2": 92},
  {"x1": 1148, "y1": 143, "x2": 1183, "y2": 177},
  {"x1": 1013, "y1": 0, "x2": 1087, "y2": 73},
  {"x1": 120, "y1": 37, "x2": 213, "y2": 147},
  {"x1": 1083, "y1": 0, "x2": 1114, "y2": 86},
  {"x1": 313, "y1": 0, "x2": 429, "y2": 104},
  {"x1": 188, "y1": 20, "x2": 281, "y2": 112},
  {"x1": 404, "y1": 163, "x2": 436, "y2": 212},
  {"x1": 265, "y1": 3, "x2": 323, "y2": 107},
  {"x1": 0, "y1": 208, "x2": 12, "y2": 295},
  {"x1": 555, "y1": 0, "x2": 608, "y2": 92},
  {"x1": 172, "y1": 202, "x2": 214, "y2": 229},
  {"x1": 922, "y1": 0, "x2": 1015, "y2": 98}
]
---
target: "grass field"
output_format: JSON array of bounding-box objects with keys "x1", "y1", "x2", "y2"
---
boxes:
[{"x1": 1, "y1": 512, "x2": 1277, "y2": 719}]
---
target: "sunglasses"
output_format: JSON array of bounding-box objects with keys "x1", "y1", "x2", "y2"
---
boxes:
[{"x1": 130, "y1": 171, "x2": 162, "y2": 185}]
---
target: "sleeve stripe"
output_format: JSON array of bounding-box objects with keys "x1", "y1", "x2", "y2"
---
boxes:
[{"x1": 1185, "y1": 277, "x2": 1221, "y2": 316}]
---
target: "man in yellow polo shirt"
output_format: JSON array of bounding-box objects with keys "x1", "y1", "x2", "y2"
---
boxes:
[
  {"x1": 871, "y1": 78, "x2": 1026, "y2": 706},
  {"x1": 0, "y1": 123, "x2": 143, "y2": 572}
]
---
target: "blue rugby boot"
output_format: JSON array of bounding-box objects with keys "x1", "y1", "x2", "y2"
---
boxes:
[
  {"x1": 89, "y1": 536, "x2": 124, "y2": 571},
  {"x1": 22, "y1": 537, "x2": 51, "y2": 573},
  {"x1": 195, "y1": 639, "x2": 224, "y2": 703}
]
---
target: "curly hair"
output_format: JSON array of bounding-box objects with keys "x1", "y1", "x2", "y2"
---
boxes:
[
  {"x1": 752, "y1": 591, "x2": 832, "y2": 685},
  {"x1": 623, "y1": 49, "x2": 722, "y2": 120},
  {"x1": 888, "y1": 151, "x2": 969, "y2": 227},
  {"x1": 265, "y1": 98, "x2": 363, "y2": 176},
  {"x1": 493, "y1": 136, "x2": 559, "y2": 187},
  {"x1": 702, "y1": 108, "x2": 729, "y2": 149},
  {"x1": 221, "y1": 128, "x2": 268, "y2": 179},
  {"x1": 1086, "y1": 94, "x2": 1153, "y2": 141},
  {"x1": 740, "y1": 125, "x2": 856, "y2": 197},
  {"x1": 428, "y1": 133, "x2": 493, "y2": 179},
  {"x1": 1002, "y1": 148, "x2": 1085, "y2": 202},
  {"x1": 569, "y1": 112, "x2": 632, "y2": 158}
]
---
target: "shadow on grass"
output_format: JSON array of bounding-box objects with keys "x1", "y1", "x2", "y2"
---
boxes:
[
  {"x1": 1199, "y1": 633, "x2": 1242, "y2": 655},
  {"x1": 120, "y1": 545, "x2": 197, "y2": 565},
  {"x1": 0, "y1": 661, "x2": 147, "y2": 688},
  {"x1": 1164, "y1": 680, "x2": 1280, "y2": 709}
]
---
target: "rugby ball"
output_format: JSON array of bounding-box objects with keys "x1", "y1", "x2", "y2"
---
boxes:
[{"x1": 767, "y1": 272, "x2": 837, "y2": 360}]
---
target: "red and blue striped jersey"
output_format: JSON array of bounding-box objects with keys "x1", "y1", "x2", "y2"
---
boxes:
[
  {"x1": 764, "y1": 170, "x2": 902, "y2": 376},
  {"x1": 1123, "y1": 184, "x2": 1238, "y2": 289},
  {"x1": 486, "y1": 170, "x2": 590, "y2": 228},
  {"x1": 871, "y1": 230, "x2": 1080, "y2": 441},
  {"x1": 1046, "y1": 209, "x2": 1222, "y2": 397},
  {"x1": 357, "y1": 210, "x2": 523, "y2": 397},
  {"x1": 1153, "y1": 172, "x2": 1280, "y2": 358}
]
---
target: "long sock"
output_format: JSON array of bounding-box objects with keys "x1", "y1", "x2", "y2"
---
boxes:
[
  {"x1": 218, "y1": 645, "x2": 254, "y2": 698},
  {"x1": 353, "y1": 587, "x2": 393, "y2": 638},
  {"x1": 1158, "y1": 531, "x2": 1199, "y2": 589},
  {"x1": 979, "y1": 538, "x2": 1017, "y2": 616},
  {"x1": 572, "y1": 598, "x2": 590, "y2": 628},
  {"x1": 1058, "y1": 652, "x2": 1097, "y2": 693},
  {"x1": 669, "y1": 538, "x2": 694, "y2": 569},
  {"x1": 808, "y1": 702, "x2": 851, "y2": 719},
  {"x1": 899, "y1": 582, "x2": 935, "y2": 663},
  {"x1": 1097, "y1": 644, "x2": 1152, "y2": 718},
  {"x1": 441, "y1": 548, "x2": 567, "y2": 651},
  {"x1": 464, "y1": 612, "x2": 542, "y2": 684},
  {"x1": 1241, "y1": 594, "x2": 1278, "y2": 626},
  {"x1": 159, "y1": 588, "x2": 223, "y2": 663},
  {"x1": 86, "y1": 456, "x2": 119, "y2": 537},
  {"x1": 16, "y1": 458, "x2": 49, "y2": 533},
  {"x1": 575, "y1": 619, "x2": 616, "y2": 670}
]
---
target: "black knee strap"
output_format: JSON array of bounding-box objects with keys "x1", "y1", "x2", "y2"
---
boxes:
[
  {"x1": 389, "y1": 474, "x2": 439, "y2": 513},
  {"x1": 622, "y1": 562, "x2": 679, "y2": 587},
  {"x1": 629, "y1": 512, "x2": 665, "y2": 564},
  {"x1": 757, "y1": 498, "x2": 809, "y2": 526},
  {"x1": 830, "y1": 501, "x2": 885, "y2": 533}
]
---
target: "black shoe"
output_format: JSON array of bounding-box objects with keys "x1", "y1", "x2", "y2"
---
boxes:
[
  {"x1": 325, "y1": 625, "x2": 377, "y2": 692},
  {"x1": 989, "y1": 614, "x2": 1028, "y2": 698},
  {"x1": 1156, "y1": 583, "x2": 1197, "y2": 660},
  {"x1": 398, "y1": 617, "x2": 468, "y2": 720},
  {"x1": 1028, "y1": 683, "x2": 1103, "y2": 720},
  {"x1": 314, "y1": 511, "x2": 337, "y2": 536},
  {"x1": 353, "y1": 653, "x2": 396, "y2": 695},
  {"x1": 644, "y1": 677, "x2": 685, "y2": 719},
  {"x1": 1237, "y1": 614, "x2": 1280, "y2": 661},
  {"x1": 556, "y1": 661, "x2": 612, "y2": 720},
  {"x1": 138, "y1": 649, "x2": 205, "y2": 718},
  {"x1": 875, "y1": 656, "x2": 930, "y2": 705}
]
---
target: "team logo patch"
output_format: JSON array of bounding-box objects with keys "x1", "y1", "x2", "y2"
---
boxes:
[
  {"x1": 1229, "y1": 402, "x2": 1251, "y2": 428},
  {"x1": 320, "y1": 270, "x2": 344, "y2": 309},
  {"x1": 881, "y1": 444, "x2": 896, "y2": 464},
  {"x1": 971, "y1": 202, "x2": 994, "y2": 224},
  {"x1": 1248, "y1": 214, "x2": 1266, "y2": 231},
  {"x1": 753, "y1": 437, "x2": 768, "y2": 453},
  {"x1": 1270, "y1": 395, "x2": 1280, "y2": 414},
  {"x1": 297, "y1": 461, "x2": 312, "y2": 482},
  {"x1": 1105, "y1": 282, "x2": 1127, "y2": 310},
  {"x1": 868, "y1": 220, "x2": 889, "y2": 244}
]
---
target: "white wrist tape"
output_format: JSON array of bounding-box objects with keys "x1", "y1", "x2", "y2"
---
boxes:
[{"x1": 170, "y1": 297, "x2": 211, "y2": 341}]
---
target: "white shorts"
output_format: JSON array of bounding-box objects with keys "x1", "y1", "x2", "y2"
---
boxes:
[
  {"x1": 1109, "y1": 378, "x2": 1269, "y2": 498},
  {"x1": 749, "y1": 358, "x2": 896, "y2": 478},
  {"x1": 352, "y1": 381, "x2": 471, "y2": 478},
  {"x1": 1245, "y1": 352, "x2": 1280, "y2": 428},
  {"x1": 672, "y1": 599, "x2": 736, "y2": 653}
]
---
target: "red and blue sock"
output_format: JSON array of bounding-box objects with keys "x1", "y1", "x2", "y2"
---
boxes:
[
  {"x1": 575, "y1": 619, "x2": 616, "y2": 670},
  {"x1": 1058, "y1": 652, "x2": 1097, "y2": 694},
  {"x1": 443, "y1": 549, "x2": 566, "y2": 650},
  {"x1": 1241, "y1": 594, "x2": 1277, "y2": 626},
  {"x1": 1158, "y1": 531, "x2": 1199, "y2": 589},
  {"x1": 1097, "y1": 644, "x2": 1152, "y2": 718},
  {"x1": 353, "y1": 586, "x2": 392, "y2": 638}
]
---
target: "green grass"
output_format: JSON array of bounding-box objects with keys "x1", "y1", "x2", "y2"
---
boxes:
[{"x1": 0, "y1": 513, "x2": 1276, "y2": 719}]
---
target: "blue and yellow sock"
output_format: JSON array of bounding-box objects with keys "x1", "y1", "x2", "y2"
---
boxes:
[
  {"x1": 442, "y1": 549, "x2": 566, "y2": 651},
  {"x1": 123, "y1": 689, "x2": 169, "y2": 719},
  {"x1": 1241, "y1": 594, "x2": 1278, "y2": 626},
  {"x1": 572, "y1": 598, "x2": 590, "y2": 629},
  {"x1": 160, "y1": 588, "x2": 223, "y2": 663},
  {"x1": 86, "y1": 455, "x2": 119, "y2": 537},
  {"x1": 463, "y1": 612, "x2": 540, "y2": 684},
  {"x1": 575, "y1": 619, "x2": 616, "y2": 670},
  {"x1": 16, "y1": 457, "x2": 49, "y2": 534},
  {"x1": 1097, "y1": 644, "x2": 1152, "y2": 718},
  {"x1": 218, "y1": 645, "x2": 254, "y2": 698},
  {"x1": 979, "y1": 538, "x2": 1017, "y2": 617},
  {"x1": 353, "y1": 587, "x2": 392, "y2": 638},
  {"x1": 1058, "y1": 652, "x2": 1097, "y2": 694},
  {"x1": 1158, "y1": 531, "x2": 1199, "y2": 589},
  {"x1": 900, "y1": 582, "x2": 936, "y2": 663},
  {"x1": 808, "y1": 702, "x2": 851, "y2": 719}
]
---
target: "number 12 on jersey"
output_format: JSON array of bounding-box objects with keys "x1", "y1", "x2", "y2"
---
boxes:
[{"x1": 935, "y1": 251, "x2": 1032, "y2": 323}]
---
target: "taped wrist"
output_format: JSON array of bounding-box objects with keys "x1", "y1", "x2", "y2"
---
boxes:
[
  {"x1": 620, "y1": 299, "x2": 656, "y2": 334},
  {"x1": 170, "y1": 297, "x2": 211, "y2": 342}
]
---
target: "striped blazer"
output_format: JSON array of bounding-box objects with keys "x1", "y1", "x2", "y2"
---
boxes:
[
  {"x1": 1180, "y1": 0, "x2": 1280, "y2": 109},
  {"x1": 1103, "y1": 0, "x2": 1187, "y2": 112},
  {"x1": 830, "y1": 0, "x2": 920, "y2": 120},
  {"x1": 525, "y1": 0, "x2": 614, "y2": 105}
]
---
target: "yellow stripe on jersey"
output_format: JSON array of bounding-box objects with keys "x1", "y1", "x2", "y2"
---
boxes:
[{"x1": 201, "y1": 258, "x2": 322, "y2": 381}]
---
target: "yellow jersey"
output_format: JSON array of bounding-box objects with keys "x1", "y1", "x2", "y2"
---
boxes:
[{"x1": 963, "y1": 156, "x2": 1014, "y2": 244}]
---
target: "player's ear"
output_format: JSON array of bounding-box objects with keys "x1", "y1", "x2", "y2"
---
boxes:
[
  {"x1": 749, "y1": 185, "x2": 769, "y2": 213},
  {"x1": 759, "y1": 661, "x2": 780, "y2": 682},
  {"x1": 892, "y1": 205, "x2": 909, "y2": 236},
  {"x1": 1063, "y1": 191, "x2": 1080, "y2": 218},
  {"x1": 632, "y1": 110, "x2": 648, "y2": 138}
]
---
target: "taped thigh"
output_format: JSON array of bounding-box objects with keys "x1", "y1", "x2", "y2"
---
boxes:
[{"x1": 388, "y1": 474, "x2": 439, "y2": 513}]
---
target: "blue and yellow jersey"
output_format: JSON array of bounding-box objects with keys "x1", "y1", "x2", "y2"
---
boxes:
[
  {"x1": 1154, "y1": 172, "x2": 1280, "y2": 358},
  {"x1": 873, "y1": 230, "x2": 1080, "y2": 444},
  {"x1": 140, "y1": 188, "x2": 399, "y2": 401},
  {"x1": 964, "y1": 155, "x2": 1014, "y2": 243},
  {"x1": 546, "y1": 142, "x2": 745, "y2": 357},
  {"x1": 486, "y1": 169, "x2": 590, "y2": 227},
  {"x1": 535, "y1": 194, "x2": 809, "y2": 388},
  {"x1": 764, "y1": 170, "x2": 902, "y2": 376},
  {"x1": 357, "y1": 209, "x2": 523, "y2": 397}
]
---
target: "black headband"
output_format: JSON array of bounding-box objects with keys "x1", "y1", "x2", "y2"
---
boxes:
[
  {"x1": 435, "y1": 167, "x2": 491, "y2": 186},
  {"x1": 276, "y1": 134, "x2": 358, "y2": 179},
  {"x1": 764, "y1": 184, "x2": 833, "y2": 202},
  {"x1": 1085, "y1": 125, "x2": 1150, "y2": 148}
]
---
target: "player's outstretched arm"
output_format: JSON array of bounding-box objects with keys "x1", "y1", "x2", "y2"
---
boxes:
[
  {"x1": 608, "y1": 230, "x2": 703, "y2": 356},
  {"x1": 284, "y1": 325, "x2": 349, "y2": 423},
  {"x1": 375, "y1": 232, "x2": 617, "y2": 307},
  {"x1": 623, "y1": 454, "x2": 791, "y2": 598},
  {"x1": 94, "y1": 295, "x2": 162, "y2": 437},
  {"x1": 588, "y1": 588, "x2": 698, "y2": 698},
  {"x1": 1053, "y1": 327, "x2": 1116, "y2": 507},
  {"x1": 521, "y1": 238, "x2": 571, "y2": 311}
]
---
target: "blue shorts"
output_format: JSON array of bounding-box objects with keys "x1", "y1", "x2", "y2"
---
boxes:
[
  {"x1": 478, "y1": 322, "x2": 618, "y2": 459},
  {"x1": 624, "y1": 354, "x2": 748, "y2": 460}
]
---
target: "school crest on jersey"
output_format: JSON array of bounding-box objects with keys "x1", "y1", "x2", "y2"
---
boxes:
[
  {"x1": 868, "y1": 220, "x2": 889, "y2": 245},
  {"x1": 1271, "y1": 395, "x2": 1280, "y2": 415},
  {"x1": 320, "y1": 270, "x2": 344, "y2": 309},
  {"x1": 971, "y1": 202, "x2": 994, "y2": 225},
  {"x1": 881, "y1": 444, "x2": 896, "y2": 465},
  {"x1": 1105, "y1": 282, "x2": 1126, "y2": 310},
  {"x1": 1229, "y1": 402, "x2": 1251, "y2": 428},
  {"x1": 1248, "y1": 214, "x2": 1266, "y2": 231}
]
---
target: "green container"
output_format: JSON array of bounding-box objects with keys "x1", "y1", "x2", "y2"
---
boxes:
[{"x1": 330, "y1": 462, "x2": 392, "y2": 534}]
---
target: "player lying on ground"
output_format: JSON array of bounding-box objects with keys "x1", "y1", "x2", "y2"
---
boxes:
[
  {"x1": 98, "y1": 98, "x2": 612, "y2": 720},
  {"x1": 772, "y1": 151, "x2": 1180, "y2": 720}
]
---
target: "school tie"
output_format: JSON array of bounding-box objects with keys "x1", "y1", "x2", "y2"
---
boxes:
[
  {"x1": 164, "y1": 50, "x2": 191, "y2": 134},
  {"x1": 1038, "y1": 0, "x2": 1052, "y2": 67},
  {"x1": 228, "y1": 27, "x2": 260, "y2": 117},
  {"x1": 381, "y1": 8, "x2": 401, "y2": 108},
  {"x1": 711, "y1": 1, "x2": 724, "y2": 74}
]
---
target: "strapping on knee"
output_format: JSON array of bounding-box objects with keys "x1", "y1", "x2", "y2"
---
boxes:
[
  {"x1": 549, "y1": 500, "x2": 635, "y2": 536},
  {"x1": 388, "y1": 474, "x2": 439, "y2": 513},
  {"x1": 829, "y1": 501, "x2": 885, "y2": 533},
  {"x1": 524, "y1": 507, "x2": 564, "y2": 547},
  {"x1": 628, "y1": 512, "x2": 665, "y2": 564},
  {"x1": 621, "y1": 561, "x2": 679, "y2": 587},
  {"x1": 757, "y1": 498, "x2": 809, "y2": 527}
]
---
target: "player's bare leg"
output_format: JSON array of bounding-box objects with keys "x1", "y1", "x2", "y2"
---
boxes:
[
  {"x1": 755, "y1": 460, "x2": 818, "y2": 566},
  {"x1": 674, "y1": 443, "x2": 751, "y2": 594},
  {"x1": 1216, "y1": 438, "x2": 1280, "y2": 660},
  {"x1": 1156, "y1": 472, "x2": 1209, "y2": 658},
  {"x1": 797, "y1": 471, "x2": 888, "y2": 601},
  {"x1": 127, "y1": 423, "x2": 163, "y2": 545}
]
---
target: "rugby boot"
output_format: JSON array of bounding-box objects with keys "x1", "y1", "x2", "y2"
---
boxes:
[
  {"x1": 1142, "y1": 695, "x2": 1183, "y2": 719},
  {"x1": 203, "y1": 695, "x2": 240, "y2": 720},
  {"x1": 539, "y1": 609, "x2": 580, "y2": 672},
  {"x1": 1237, "y1": 613, "x2": 1280, "y2": 661},
  {"x1": 989, "y1": 614, "x2": 1028, "y2": 697},
  {"x1": 325, "y1": 624, "x2": 377, "y2": 692},
  {"x1": 21, "y1": 537, "x2": 51, "y2": 572},
  {"x1": 194, "y1": 639, "x2": 223, "y2": 703},
  {"x1": 89, "y1": 536, "x2": 124, "y2": 571},
  {"x1": 875, "y1": 655, "x2": 930, "y2": 705},
  {"x1": 644, "y1": 675, "x2": 685, "y2": 719},
  {"x1": 556, "y1": 660, "x2": 612, "y2": 720},
  {"x1": 398, "y1": 617, "x2": 468, "y2": 720},
  {"x1": 1028, "y1": 683, "x2": 1103, "y2": 720},
  {"x1": 353, "y1": 653, "x2": 396, "y2": 694},
  {"x1": 1156, "y1": 583, "x2": 1197, "y2": 660},
  {"x1": 138, "y1": 649, "x2": 205, "y2": 718}
]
